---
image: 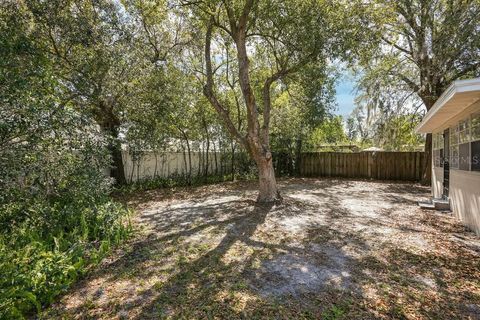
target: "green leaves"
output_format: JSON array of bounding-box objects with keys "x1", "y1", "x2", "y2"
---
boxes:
[
  {"x1": 0, "y1": 199, "x2": 131, "y2": 319},
  {"x1": 360, "y1": 0, "x2": 480, "y2": 108},
  {"x1": 0, "y1": 4, "x2": 132, "y2": 318},
  {"x1": 348, "y1": 0, "x2": 479, "y2": 151}
]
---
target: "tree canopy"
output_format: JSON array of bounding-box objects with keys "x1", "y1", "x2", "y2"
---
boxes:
[{"x1": 355, "y1": 0, "x2": 480, "y2": 181}]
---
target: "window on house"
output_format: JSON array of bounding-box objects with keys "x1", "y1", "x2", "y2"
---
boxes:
[
  {"x1": 459, "y1": 143, "x2": 470, "y2": 170},
  {"x1": 471, "y1": 114, "x2": 480, "y2": 171},
  {"x1": 458, "y1": 119, "x2": 470, "y2": 170},
  {"x1": 459, "y1": 119, "x2": 470, "y2": 143},
  {"x1": 433, "y1": 132, "x2": 443, "y2": 167},
  {"x1": 472, "y1": 141, "x2": 480, "y2": 171},
  {"x1": 472, "y1": 113, "x2": 480, "y2": 140},
  {"x1": 450, "y1": 125, "x2": 460, "y2": 169},
  {"x1": 444, "y1": 114, "x2": 480, "y2": 171}
]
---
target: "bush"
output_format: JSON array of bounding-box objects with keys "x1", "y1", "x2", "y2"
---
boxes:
[
  {"x1": 118, "y1": 170, "x2": 260, "y2": 195},
  {"x1": 0, "y1": 6, "x2": 132, "y2": 318},
  {"x1": 0, "y1": 96, "x2": 132, "y2": 319},
  {"x1": 0, "y1": 115, "x2": 132, "y2": 318},
  {"x1": 0, "y1": 200, "x2": 131, "y2": 319}
]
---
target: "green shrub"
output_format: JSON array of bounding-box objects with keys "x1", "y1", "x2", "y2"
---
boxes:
[
  {"x1": 118, "y1": 171, "x2": 260, "y2": 194},
  {"x1": 0, "y1": 5, "x2": 133, "y2": 318},
  {"x1": 0, "y1": 199, "x2": 131, "y2": 319},
  {"x1": 0, "y1": 78, "x2": 132, "y2": 319}
]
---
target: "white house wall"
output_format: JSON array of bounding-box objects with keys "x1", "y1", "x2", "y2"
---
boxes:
[
  {"x1": 432, "y1": 167, "x2": 443, "y2": 199},
  {"x1": 430, "y1": 98, "x2": 480, "y2": 235},
  {"x1": 450, "y1": 170, "x2": 480, "y2": 235}
]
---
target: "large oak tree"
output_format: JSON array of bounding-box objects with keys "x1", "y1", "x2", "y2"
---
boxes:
[{"x1": 367, "y1": 0, "x2": 480, "y2": 183}]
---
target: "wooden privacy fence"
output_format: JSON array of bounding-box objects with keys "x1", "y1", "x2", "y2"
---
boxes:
[{"x1": 299, "y1": 151, "x2": 426, "y2": 181}]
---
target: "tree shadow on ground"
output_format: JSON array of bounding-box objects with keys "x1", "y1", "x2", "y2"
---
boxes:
[
  {"x1": 45, "y1": 179, "x2": 480, "y2": 319},
  {"x1": 131, "y1": 200, "x2": 276, "y2": 318},
  {"x1": 128, "y1": 197, "x2": 374, "y2": 319}
]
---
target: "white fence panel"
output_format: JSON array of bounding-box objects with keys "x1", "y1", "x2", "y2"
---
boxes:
[{"x1": 122, "y1": 151, "x2": 223, "y2": 183}]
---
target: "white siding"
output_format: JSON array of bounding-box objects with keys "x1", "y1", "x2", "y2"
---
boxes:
[{"x1": 450, "y1": 170, "x2": 480, "y2": 235}]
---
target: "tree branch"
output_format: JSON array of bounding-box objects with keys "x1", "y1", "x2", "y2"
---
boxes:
[
  {"x1": 381, "y1": 36, "x2": 412, "y2": 55},
  {"x1": 203, "y1": 18, "x2": 245, "y2": 145},
  {"x1": 261, "y1": 58, "x2": 311, "y2": 145}
]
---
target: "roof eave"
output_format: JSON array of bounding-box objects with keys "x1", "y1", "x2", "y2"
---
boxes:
[{"x1": 416, "y1": 78, "x2": 480, "y2": 134}]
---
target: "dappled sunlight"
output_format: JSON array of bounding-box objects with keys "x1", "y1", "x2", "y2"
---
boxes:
[{"x1": 44, "y1": 179, "x2": 480, "y2": 319}]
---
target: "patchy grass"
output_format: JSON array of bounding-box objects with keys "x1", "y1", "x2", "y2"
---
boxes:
[{"x1": 42, "y1": 178, "x2": 480, "y2": 319}]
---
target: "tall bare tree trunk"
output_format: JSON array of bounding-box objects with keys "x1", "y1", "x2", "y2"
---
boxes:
[
  {"x1": 421, "y1": 98, "x2": 435, "y2": 185},
  {"x1": 178, "y1": 128, "x2": 192, "y2": 184},
  {"x1": 181, "y1": 144, "x2": 188, "y2": 181},
  {"x1": 153, "y1": 152, "x2": 158, "y2": 178},
  {"x1": 213, "y1": 142, "x2": 218, "y2": 175},
  {"x1": 202, "y1": 116, "x2": 210, "y2": 179},
  {"x1": 197, "y1": 142, "x2": 202, "y2": 178},
  {"x1": 422, "y1": 133, "x2": 432, "y2": 185},
  {"x1": 230, "y1": 141, "x2": 235, "y2": 181},
  {"x1": 295, "y1": 138, "x2": 302, "y2": 176}
]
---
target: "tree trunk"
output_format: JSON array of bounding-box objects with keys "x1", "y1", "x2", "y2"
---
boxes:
[
  {"x1": 109, "y1": 139, "x2": 126, "y2": 185},
  {"x1": 129, "y1": 158, "x2": 135, "y2": 183},
  {"x1": 153, "y1": 152, "x2": 158, "y2": 178},
  {"x1": 422, "y1": 133, "x2": 432, "y2": 185},
  {"x1": 94, "y1": 101, "x2": 126, "y2": 185},
  {"x1": 231, "y1": 141, "x2": 235, "y2": 181},
  {"x1": 181, "y1": 144, "x2": 188, "y2": 181},
  {"x1": 213, "y1": 142, "x2": 218, "y2": 175},
  {"x1": 161, "y1": 152, "x2": 166, "y2": 177},
  {"x1": 202, "y1": 117, "x2": 210, "y2": 179},
  {"x1": 179, "y1": 129, "x2": 192, "y2": 184},
  {"x1": 219, "y1": 142, "x2": 224, "y2": 176},
  {"x1": 186, "y1": 139, "x2": 192, "y2": 184},
  {"x1": 205, "y1": 140, "x2": 210, "y2": 179},
  {"x1": 255, "y1": 154, "x2": 281, "y2": 203},
  {"x1": 197, "y1": 142, "x2": 202, "y2": 178},
  {"x1": 136, "y1": 155, "x2": 141, "y2": 182},
  {"x1": 203, "y1": 14, "x2": 281, "y2": 203},
  {"x1": 421, "y1": 98, "x2": 435, "y2": 186},
  {"x1": 103, "y1": 124, "x2": 126, "y2": 186},
  {"x1": 295, "y1": 138, "x2": 302, "y2": 176}
]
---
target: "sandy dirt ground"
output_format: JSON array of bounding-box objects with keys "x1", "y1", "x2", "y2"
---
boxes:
[{"x1": 43, "y1": 178, "x2": 480, "y2": 319}]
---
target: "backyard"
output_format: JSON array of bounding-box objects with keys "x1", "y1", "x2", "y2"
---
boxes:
[
  {"x1": 3, "y1": 1, "x2": 480, "y2": 318},
  {"x1": 43, "y1": 179, "x2": 480, "y2": 319}
]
